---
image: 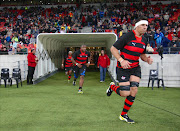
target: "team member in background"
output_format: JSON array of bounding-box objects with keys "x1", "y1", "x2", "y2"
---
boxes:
[
  {"x1": 97, "y1": 50, "x2": 110, "y2": 82},
  {"x1": 71, "y1": 45, "x2": 90, "y2": 94},
  {"x1": 62, "y1": 51, "x2": 73, "y2": 83},
  {"x1": 27, "y1": 49, "x2": 38, "y2": 85},
  {"x1": 106, "y1": 17, "x2": 153, "y2": 123}
]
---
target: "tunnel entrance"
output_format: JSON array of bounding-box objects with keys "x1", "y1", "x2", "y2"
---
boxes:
[{"x1": 34, "y1": 33, "x2": 117, "y2": 84}]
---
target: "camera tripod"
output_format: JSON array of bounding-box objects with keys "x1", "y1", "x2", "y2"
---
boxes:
[{"x1": 158, "y1": 53, "x2": 165, "y2": 90}]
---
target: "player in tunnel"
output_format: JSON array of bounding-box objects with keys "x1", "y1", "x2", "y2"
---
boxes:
[
  {"x1": 71, "y1": 45, "x2": 90, "y2": 94},
  {"x1": 62, "y1": 51, "x2": 73, "y2": 83}
]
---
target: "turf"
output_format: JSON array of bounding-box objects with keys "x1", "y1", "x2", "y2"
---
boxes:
[{"x1": 0, "y1": 71, "x2": 180, "y2": 131}]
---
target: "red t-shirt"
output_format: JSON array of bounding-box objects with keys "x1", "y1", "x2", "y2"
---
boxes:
[
  {"x1": 27, "y1": 53, "x2": 37, "y2": 67},
  {"x1": 97, "y1": 55, "x2": 110, "y2": 68}
]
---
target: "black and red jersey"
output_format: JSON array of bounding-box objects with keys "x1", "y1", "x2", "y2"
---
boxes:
[
  {"x1": 72, "y1": 49, "x2": 90, "y2": 65},
  {"x1": 113, "y1": 30, "x2": 147, "y2": 69},
  {"x1": 64, "y1": 55, "x2": 73, "y2": 67}
]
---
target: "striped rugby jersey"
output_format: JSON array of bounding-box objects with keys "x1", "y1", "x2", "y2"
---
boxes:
[
  {"x1": 72, "y1": 49, "x2": 90, "y2": 65},
  {"x1": 113, "y1": 30, "x2": 147, "y2": 69},
  {"x1": 64, "y1": 55, "x2": 73, "y2": 67}
]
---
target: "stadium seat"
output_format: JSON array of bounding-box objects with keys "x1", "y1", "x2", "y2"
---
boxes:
[
  {"x1": 148, "y1": 69, "x2": 165, "y2": 90},
  {"x1": 0, "y1": 68, "x2": 12, "y2": 88},
  {"x1": 11, "y1": 68, "x2": 22, "y2": 88}
]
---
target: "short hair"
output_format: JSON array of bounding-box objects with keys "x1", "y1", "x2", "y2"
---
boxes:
[
  {"x1": 68, "y1": 51, "x2": 72, "y2": 54},
  {"x1": 31, "y1": 49, "x2": 35, "y2": 52},
  {"x1": 135, "y1": 16, "x2": 148, "y2": 23},
  {"x1": 81, "y1": 45, "x2": 86, "y2": 47}
]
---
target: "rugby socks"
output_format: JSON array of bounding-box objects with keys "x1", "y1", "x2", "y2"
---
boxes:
[
  {"x1": 121, "y1": 95, "x2": 135, "y2": 115},
  {"x1": 68, "y1": 75, "x2": 71, "y2": 80},
  {"x1": 79, "y1": 87, "x2": 82, "y2": 90},
  {"x1": 74, "y1": 78, "x2": 76, "y2": 82},
  {"x1": 110, "y1": 85, "x2": 121, "y2": 95}
]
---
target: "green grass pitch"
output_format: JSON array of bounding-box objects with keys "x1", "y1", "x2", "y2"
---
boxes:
[{"x1": 0, "y1": 71, "x2": 180, "y2": 131}]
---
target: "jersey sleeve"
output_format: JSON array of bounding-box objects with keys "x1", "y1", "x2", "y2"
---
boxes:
[
  {"x1": 113, "y1": 33, "x2": 128, "y2": 50},
  {"x1": 142, "y1": 36, "x2": 148, "y2": 54}
]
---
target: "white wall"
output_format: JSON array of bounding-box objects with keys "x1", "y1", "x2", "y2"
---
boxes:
[
  {"x1": 140, "y1": 54, "x2": 180, "y2": 87},
  {"x1": 0, "y1": 55, "x2": 28, "y2": 85},
  {"x1": 108, "y1": 54, "x2": 180, "y2": 88}
]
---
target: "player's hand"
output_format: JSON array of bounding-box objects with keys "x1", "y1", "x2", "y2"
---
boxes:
[
  {"x1": 35, "y1": 58, "x2": 38, "y2": 61},
  {"x1": 147, "y1": 56, "x2": 153, "y2": 65},
  {"x1": 107, "y1": 66, "x2": 109, "y2": 68},
  {"x1": 77, "y1": 63, "x2": 82, "y2": 68},
  {"x1": 61, "y1": 65, "x2": 64, "y2": 69},
  {"x1": 86, "y1": 63, "x2": 90, "y2": 67},
  {"x1": 120, "y1": 60, "x2": 132, "y2": 69},
  {"x1": 97, "y1": 66, "x2": 99, "y2": 68}
]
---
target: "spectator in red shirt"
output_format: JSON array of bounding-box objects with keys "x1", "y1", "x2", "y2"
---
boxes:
[
  {"x1": 97, "y1": 50, "x2": 110, "y2": 82},
  {"x1": 27, "y1": 49, "x2": 38, "y2": 85},
  {"x1": 167, "y1": 29, "x2": 174, "y2": 41}
]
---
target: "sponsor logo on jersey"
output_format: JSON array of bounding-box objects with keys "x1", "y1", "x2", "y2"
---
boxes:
[
  {"x1": 121, "y1": 76, "x2": 126, "y2": 80},
  {"x1": 132, "y1": 42, "x2": 136, "y2": 46}
]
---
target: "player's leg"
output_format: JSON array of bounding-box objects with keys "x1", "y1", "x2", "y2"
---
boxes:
[
  {"x1": 119, "y1": 67, "x2": 141, "y2": 124},
  {"x1": 78, "y1": 65, "x2": 86, "y2": 94},
  {"x1": 65, "y1": 68, "x2": 68, "y2": 75},
  {"x1": 27, "y1": 66, "x2": 30, "y2": 84},
  {"x1": 78, "y1": 75, "x2": 84, "y2": 93},
  {"x1": 106, "y1": 68, "x2": 130, "y2": 97},
  {"x1": 99, "y1": 65, "x2": 103, "y2": 82},
  {"x1": 29, "y1": 67, "x2": 35, "y2": 84},
  {"x1": 73, "y1": 66, "x2": 79, "y2": 86},
  {"x1": 68, "y1": 68, "x2": 72, "y2": 83},
  {"x1": 103, "y1": 67, "x2": 107, "y2": 82}
]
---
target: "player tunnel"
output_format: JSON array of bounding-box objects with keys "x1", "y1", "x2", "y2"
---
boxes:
[{"x1": 34, "y1": 33, "x2": 117, "y2": 84}]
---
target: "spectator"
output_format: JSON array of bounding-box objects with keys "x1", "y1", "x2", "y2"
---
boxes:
[
  {"x1": 60, "y1": 26, "x2": 66, "y2": 33},
  {"x1": 27, "y1": 49, "x2": 38, "y2": 85},
  {"x1": 154, "y1": 29, "x2": 164, "y2": 47},
  {"x1": 3, "y1": 40, "x2": 10, "y2": 49},
  {"x1": 167, "y1": 29, "x2": 174, "y2": 41},
  {"x1": 30, "y1": 35, "x2": 36, "y2": 44},
  {"x1": 19, "y1": 35, "x2": 25, "y2": 44},
  {"x1": 21, "y1": 44, "x2": 28, "y2": 54},
  {"x1": 170, "y1": 44, "x2": 179, "y2": 54},
  {"x1": 9, "y1": 46, "x2": 16, "y2": 55},
  {"x1": 17, "y1": 47, "x2": 23, "y2": 54},
  {"x1": 163, "y1": 12, "x2": 169, "y2": 21},
  {"x1": 147, "y1": 30, "x2": 155, "y2": 48},
  {"x1": 11, "y1": 40, "x2": 18, "y2": 49},
  {"x1": 97, "y1": 50, "x2": 110, "y2": 82},
  {"x1": 5, "y1": 35, "x2": 11, "y2": 43},
  {"x1": 169, "y1": 37, "x2": 179, "y2": 47},
  {"x1": 0, "y1": 47, "x2": 8, "y2": 55},
  {"x1": 11, "y1": 34, "x2": 19, "y2": 42},
  {"x1": 162, "y1": 34, "x2": 171, "y2": 54}
]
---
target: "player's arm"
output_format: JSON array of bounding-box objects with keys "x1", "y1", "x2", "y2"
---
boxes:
[
  {"x1": 71, "y1": 53, "x2": 82, "y2": 68},
  {"x1": 86, "y1": 55, "x2": 90, "y2": 67},
  {"x1": 111, "y1": 35, "x2": 132, "y2": 69},
  {"x1": 110, "y1": 46, "x2": 123, "y2": 63},
  {"x1": 71, "y1": 57, "x2": 77, "y2": 65},
  {"x1": 61, "y1": 58, "x2": 64, "y2": 69},
  {"x1": 140, "y1": 54, "x2": 153, "y2": 65}
]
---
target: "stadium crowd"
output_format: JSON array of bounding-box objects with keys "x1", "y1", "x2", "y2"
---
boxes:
[{"x1": 0, "y1": 1, "x2": 179, "y2": 55}]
